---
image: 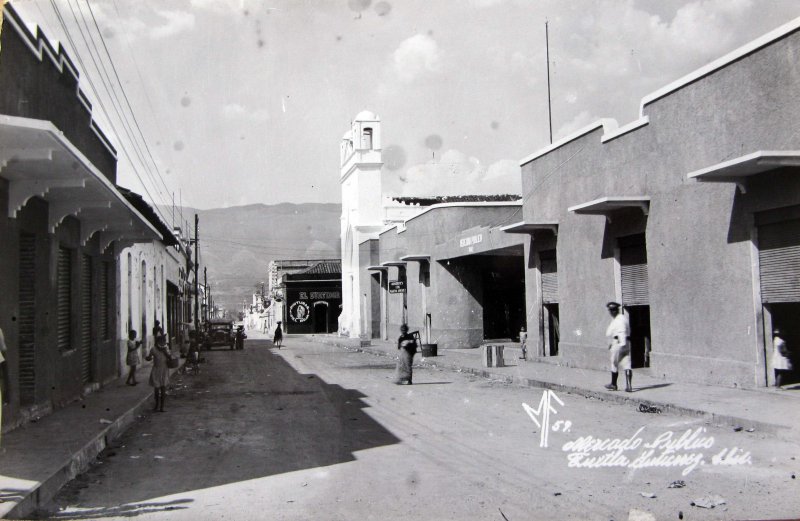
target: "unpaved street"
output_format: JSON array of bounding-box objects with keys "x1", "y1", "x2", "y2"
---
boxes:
[{"x1": 36, "y1": 339, "x2": 799, "y2": 520}]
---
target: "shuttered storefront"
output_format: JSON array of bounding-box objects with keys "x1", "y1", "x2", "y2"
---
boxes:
[
  {"x1": 18, "y1": 233, "x2": 36, "y2": 405},
  {"x1": 99, "y1": 261, "x2": 110, "y2": 341},
  {"x1": 758, "y1": 218, "x2": 800, "y2": 303},
  {"x1": 57, "y1": 247, "x2": 72, "y2": 351},
  {"x1": 80, "y1": 255, "x2": 93, "y2": 384},
  {"x1": 540, "y1": 249, "x2": 558, "y2": 303},
  {"x1": 620, "y1": 234, "x2": 649, "y2": 306}
]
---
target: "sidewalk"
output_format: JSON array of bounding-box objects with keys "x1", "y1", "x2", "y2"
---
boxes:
[
  {"x1": 0, "y1": 365, "x2": 178, "y2": 519},
  {"x1": 305, "y1": 334, "x2": 800, "y2": 440}
]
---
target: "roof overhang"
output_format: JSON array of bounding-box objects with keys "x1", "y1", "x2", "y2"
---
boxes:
[
  {"x1": 380, "y1": 261, "x2": 407, "y2": 268},
  {"x1": 0, "y1": 115, "x2": 162, "y2": 249},
  {"x1": 500, "y1": 221, "x2": 558, "y2": 236},
  {"x1": 568, "y1": 196, "x2": 650, "y2": 222},
  {"x1": 687, "y1": 151, "x2": 800, "y2": 193},
  {"x1": 366, "y1": 265, "x2": 389, "y2": 271},
  {"x1": 400, "y1": 254, "x2": 430, "y2": 262}
]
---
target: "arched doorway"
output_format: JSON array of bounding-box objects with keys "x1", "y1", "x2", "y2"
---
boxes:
[{"x1": 313, "y1": 302, "x2": 329, "y2": 333}]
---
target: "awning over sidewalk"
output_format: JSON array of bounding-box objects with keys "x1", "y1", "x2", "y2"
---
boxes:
[
  {"x1": 500, "y1": 221, "x2": 558, "y2": 235},
  {"x1": 0, "y1": 115, "x2": 161, "y2": 249},
  {"x1": 400, "y1": 254, "x2": 430, "y2": 262},
  {"x1": 380, "y1": 261, "x2": 407, "y2": 268},
  {"x1": 568, "y1": 196, "x2": 650, "y2": 220},
  {"x1": 687, "y1": 150, "x2": 800, "y2": 193}
]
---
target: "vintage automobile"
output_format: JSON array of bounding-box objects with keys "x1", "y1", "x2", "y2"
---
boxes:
[{"x1": 204, "y1": 319, "x2": 235, "y2": 350}]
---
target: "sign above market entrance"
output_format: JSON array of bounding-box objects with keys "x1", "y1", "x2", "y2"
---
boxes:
[{"x1": 389, "y1": 280, "x2": 406, "y2": 293}]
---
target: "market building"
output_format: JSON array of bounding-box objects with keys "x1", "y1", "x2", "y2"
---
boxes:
[
  {"x1": 507, "y1": 17, "x2": 800, "y2": 388},
  {"x1": 0, "y1": 4, "x2": 163, "y2": 427},
  {"x1": 344, "y1": 18, "x2": 800, "y2": 389}
]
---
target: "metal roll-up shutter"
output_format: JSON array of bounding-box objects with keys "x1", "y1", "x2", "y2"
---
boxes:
[
  {"x1": 57, "y1": 247, "x2": 72, "y2": 352},
  {"x1": 18, "y1": 233, "x2": 36, "y2": 405},
  {"x1": 620, "y1": 234, "x2": 649, "y2": 306},
  {"x1": 80, "y1": 254, "x2": 92, "y2": 384},
  {"x1": 758, "y1": 218, "x2": 800, "y2": 303},
  {"x1": 99, "y1": 261, "x2": 109, "y2": 341},
  {"x1": 540, "y1": 250, "x2": 558, "y2": 304}
]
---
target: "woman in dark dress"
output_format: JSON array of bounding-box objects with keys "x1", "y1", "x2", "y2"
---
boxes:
[
  {"x1": 273, "y1": 321, "x2": 283, "y2": 348},
  {"x1": 395, "y1": 324, "x2": 417, "y2": 385}
]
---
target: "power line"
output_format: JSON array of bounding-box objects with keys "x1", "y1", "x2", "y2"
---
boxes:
[
  {"x1": 65, "y1": 0, "x2": 172, "y2": 215},
  {"x1": 47, "y1": 0, "x2": 175, "y2": 226},
  {"x1": 84, "y1": 0, "x2": 175, "y2": 205}
]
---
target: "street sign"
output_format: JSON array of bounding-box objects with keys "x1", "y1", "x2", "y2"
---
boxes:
[{"x1": 389, "y1": 280, "x2": 406, "y2": 293}]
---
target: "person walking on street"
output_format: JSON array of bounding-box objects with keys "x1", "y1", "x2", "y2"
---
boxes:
[
  {"x1": 146, "y1": 334, "x2": 172, "y2": 412},
  {"x1": 519, "y1": 326, "x2": 528, "y2": 361},
  {"x1": 772, "y1": 328, "x2": 792, "y2": 388},
  {"x1": 604, "y1": 302, "x2": 632, "y2": 392},
  {"x1": 273, "y1": 321, "x2": 283, "y2": 348},
  {"x1": 125, "y1": 330, "x2": 143, "y2": 385},
  {"x1": 395, "y1": 324, "x2": 417, "y2": 385}
]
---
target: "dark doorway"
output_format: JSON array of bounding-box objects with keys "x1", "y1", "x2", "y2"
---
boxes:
[
  {"x1": 544, "y1": 303, "x2": 560, "y2": 356},
  {"x1": 313, "y1": 303, "x2": 329, "y2": 333},
  {"x1": 767, "y1": 302, "x2": 800, "y2": 385},
  {"x1": 481, "y1": 255, "x2": 525, "y2": 341},
  {"x1": 626, "y1": 305, "x2": 651, "y2": 369}
]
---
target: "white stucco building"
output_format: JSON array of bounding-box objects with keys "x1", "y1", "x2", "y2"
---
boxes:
[{"x1": 338, "y1": 111, "x2": 422, "y2": 338}]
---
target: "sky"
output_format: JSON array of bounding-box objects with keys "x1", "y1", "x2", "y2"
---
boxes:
[{"x1": 10, "y1": 0, "x2": 800, "y2": 213}]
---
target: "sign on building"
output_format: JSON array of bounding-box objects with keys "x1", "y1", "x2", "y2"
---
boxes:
[{"x1": 389, "y1": 280, "x2": 406, "y2": 293}]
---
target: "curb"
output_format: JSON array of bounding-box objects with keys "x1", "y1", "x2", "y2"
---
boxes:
[{"x1": 311, "y1": 337, "x2": 791, "y2": 439}]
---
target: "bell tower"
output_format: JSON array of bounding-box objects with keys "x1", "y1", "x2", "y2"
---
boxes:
[{"x1": 339, "y1": 111, "x2": 384, "y2": 338}]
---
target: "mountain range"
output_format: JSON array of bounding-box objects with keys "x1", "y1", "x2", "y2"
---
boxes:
[{"x1": 161, "y1": 203, "x2": 342, "y2": 314}]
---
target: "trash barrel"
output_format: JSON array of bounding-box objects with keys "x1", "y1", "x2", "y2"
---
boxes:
[
  {"x1": 482, "y1": 344, "x2": 505, "y2": 367},
  {"x1": 421, "y1": 343, "x2": 438, "y2": 357}
]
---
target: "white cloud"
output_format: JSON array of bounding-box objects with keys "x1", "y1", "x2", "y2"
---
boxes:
[
  {"x1": 222, "y1": 103, "x2": 269, "y2": 122},
  {"x1": 150, "y1": 10, "x2": 196, "y2": 40},
  {"x1": 392, "y1": 34, "x2": 443, "y2": 82},
  {"x1": 392, "y1": 149, "x2": 520, "y2": 197},
  {"x1": 554, "y1": 110, "x2": 596, "y2": 140}
]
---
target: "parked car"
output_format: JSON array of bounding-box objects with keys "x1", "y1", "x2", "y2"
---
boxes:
[{"x1": 204, "y1": 319, "x2": 235, "y2": 350}]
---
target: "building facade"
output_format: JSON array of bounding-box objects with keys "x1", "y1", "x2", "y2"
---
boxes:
[
  {"x1": 0, "y1": 4, "x2": 163, "y2": 428},
  {"x1": 282, "y1": 260, "x2": 342, "y2": 334},
  {"x1": 508, "y1": 17, "x2": 800, "y2": 389}
]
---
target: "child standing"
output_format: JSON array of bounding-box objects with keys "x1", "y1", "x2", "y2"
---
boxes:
[{"x1": 126, "y1": 329, "x2": 142, "y2": 385}]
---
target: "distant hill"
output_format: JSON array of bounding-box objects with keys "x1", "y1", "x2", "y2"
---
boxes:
[{"x1": 162, "y1": 203, "x2": 341, "y2": 314}]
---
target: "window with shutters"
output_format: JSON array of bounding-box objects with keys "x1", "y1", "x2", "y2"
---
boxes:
[
  {"x1": 99, "y1": 261, "x2": 110, "y2": 340},
  {"x1": 539, "y1": 249, "x2": 558, "y2": 304},
  {"x1": 80, "y1": 254, "x2": 93, "y2": 384},
  {"x1": 57, "y1": 247, "x2": 72, "y2": 351},
  {"x1": 619, "y1": 234, "x2": 649, "y2": 306},
  {"x1": 18, "y1": 233, "x2": 36, "y2": 405},
  {"x1": 758, "y1": 218, "x2": 800, "y2": 303}
]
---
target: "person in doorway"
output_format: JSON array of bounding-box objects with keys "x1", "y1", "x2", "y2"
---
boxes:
[
  {"x1": 0, "y1": 326, "x2": 8, "y2": 404},
  {"x1": 519, "y1": 326, "x2": 528, "y2": 361},
  {"x1": 772, "y1": 328, "x2": 792, "y2": 388},
  {"x1": 395, "y1": 324, "x2": 417, "y2": 385},
  {"x1": 0, "y1": 326, "x2": 7, "y2": 444},
  {"x1": 605, "y1": 302, "x2": 633, "y2": 392},
  {"x1": 273, "y1": 321, "x2": 283, "y2": 348},
  {"x1": 146, "y1": 334, "x2": 171, "y2": 412},
  {"x1": 126, "y1": 330, "x2": 143, "y2": 385}
]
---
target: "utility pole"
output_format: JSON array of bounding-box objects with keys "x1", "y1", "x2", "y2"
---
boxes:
[
  {"x1": 545, "y1": 20, "x2": 553, "y2": 144},
  {"x1": 204, "y1": 267, "x2": 208, "y2": 322},
  {"x1": 194, "y1": 213, "x2": 199, "y2": 336}
]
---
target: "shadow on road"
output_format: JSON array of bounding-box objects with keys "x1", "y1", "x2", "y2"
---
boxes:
[{"x1": 37, "y1": 342, "x2": 400, "y2": 513}]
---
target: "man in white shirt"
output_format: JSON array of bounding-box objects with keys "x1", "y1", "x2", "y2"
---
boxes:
[{"x1": 604, "y1": 302, "x2": 632, "y2": 392}]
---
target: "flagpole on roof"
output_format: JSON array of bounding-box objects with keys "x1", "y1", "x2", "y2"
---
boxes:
[{"x1": 546, "y1": 20, "x2": 553, "y2": 144}]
